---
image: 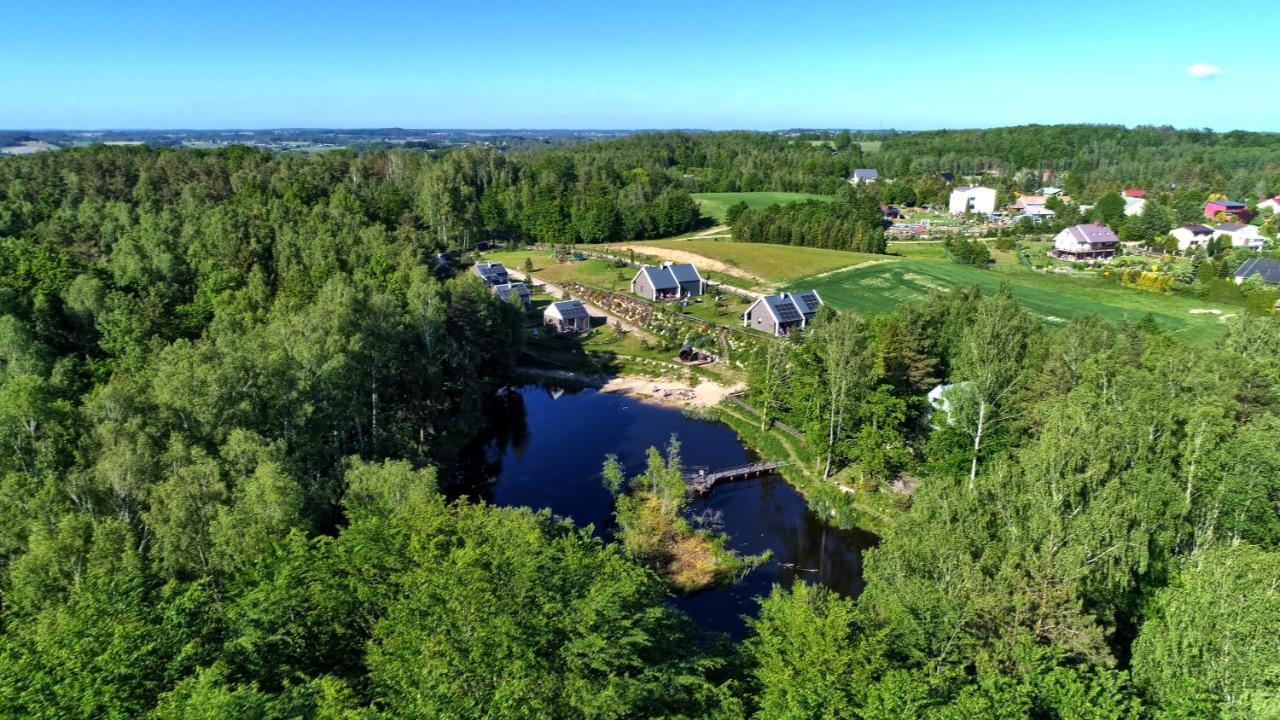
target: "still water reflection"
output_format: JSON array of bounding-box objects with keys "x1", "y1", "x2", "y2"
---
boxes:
[{"x1": 453, "y1": 384, "x2": 877, "y2": 637}]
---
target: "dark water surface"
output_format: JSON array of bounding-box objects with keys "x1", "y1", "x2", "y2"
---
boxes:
[{"x1": 453, "y1": 384, "x2": 877, "y2": 637}]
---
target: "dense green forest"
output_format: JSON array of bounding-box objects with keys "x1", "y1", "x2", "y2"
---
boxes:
[
  {"x1": 726, "y1": 188, "x2": 888, "y2": 252},
  {"x1": 2, "y1": 141, "x2": 1279, "y2": 718}
]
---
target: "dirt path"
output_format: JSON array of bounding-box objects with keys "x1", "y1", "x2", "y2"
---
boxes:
[
  {"x1": 692, "y1": 224, "x2": 732, "y2": 239},
  {"x1": 510, "y1": 269, "x2": 658, "y2": 341},
  {"x1": 806, "y1": 257, "x2": 898, "y2": 280},
  {"x1": 608, "y1": 243, "x2": 771, "y2": 290}
]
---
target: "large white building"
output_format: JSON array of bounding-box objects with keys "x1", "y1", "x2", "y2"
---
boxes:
[
  {"x1": 948, "y1": 186, "x2": 997, "y2": 215},
  {"x1": 1213, "y1": 222, "x2": 1266, "y2": 250},
  {"x1": 1170, "y1": 224, "x2": 1213, "y2": 252}
]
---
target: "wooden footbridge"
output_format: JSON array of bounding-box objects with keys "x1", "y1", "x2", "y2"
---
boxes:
[{"x1": 686, "y1": 461, "x2": 788, "y2": 495}]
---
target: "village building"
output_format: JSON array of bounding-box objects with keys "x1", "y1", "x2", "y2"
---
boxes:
[
  {"x1": 472, "y1": 261, "x2": 509, "y2": 287},
  {"x1": 629, "y1": 262, "x2": 706, "y2": 301},
  {"x1": 492, "y1": 282, "x2": 532, "y2": 310},
  {"x1": 849, "y1": 168, "x2": 878, "y2": 185},
  {"x1": 543, "y1": 299, "x2": 591, "y2": 334},
  {"x1": 1204, "y1": 199, "x2": 1249, "y2": 220},
  {"x1": 1050, "y1": 223, "x2": 1119, "y2": 262},
  {"x1": 1123, "y1": 196, "x2": 1147, "y2": 216},
  {"x1": 1122, "y1": 188, "x2": 1147, "y2": 199},
  {"x1": 1235, "y1": 257, "x2": 1280, "y2": 285},
  {"x1": 1012, "y1": 194, "x2": 1047, "y2": 210},
  {"x1": 1258, "y1": 196, "x2": 1280, "y2": 214},
  {"x1": 1213, "y1": 222, "x2": 1266, "y2": 250},
  {"x1": 1040, "y1": 186, "x2": 1064, "y2": 196},
  {"x1": 1170, "y1": 224, "x2": 1214, "y2": 252},
  {"x1": 742, "y1": 290, "x2": 823, "y2": 337},
  {"x1": 948, "y1": 186, "x2": 997, "y2": 215}
]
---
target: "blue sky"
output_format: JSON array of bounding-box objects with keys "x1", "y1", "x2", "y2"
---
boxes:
[{"x1": 3, "y1": 0, "x2": 1276, "y2": 130}]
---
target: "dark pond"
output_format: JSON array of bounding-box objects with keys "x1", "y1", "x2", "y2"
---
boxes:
[{"x1": 452, "y1": 384, "x2": 878, "y2": 637}]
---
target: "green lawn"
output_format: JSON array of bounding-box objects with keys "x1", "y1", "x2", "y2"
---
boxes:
[
  {"x1": 612, "y1": 239, "x2": 883, "y2": 285},
  {"x1": 787, "y1": 255, "x2": 1238, "y2": 345},
  {"x1": 691, "y1": 192, "x2": 832, "y2": 223}
]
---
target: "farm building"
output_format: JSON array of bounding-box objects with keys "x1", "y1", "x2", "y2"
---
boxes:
[
  {"x1": 849, "y1": 168, "x2": 879, "y2": 185},
  {"x1": 544, "y1": 299, "x2": 591, "y2": 334},
  {"x1": 473, "y1": 262, "x2": 509, "y2": 287},
  {"x1": 630, "y1": 262, "x2": 706, "y2": 300},
  {"x1": 1235, "y1": 257, "x2": 1280, "y2": 285},
  {"x1": 1213, "y1": 222, "x2": 1266, "y2": 250},
  {"x1": 948, "y1": 186, "x2": 997, "y2": 215},
  {"x1": 1050, "y1": 224, "x2": 1119, "y2": 262},
  {"x1": 1204, "y1": 199, "x2": 1249, "y2": 220},
  {"x1": 1170, "y1": 224, "x2": 1213, "y2": 252},
  {"x1": 743, "y1": 290, "x2": 823, "y2": 337},
  {"x1": 492, "y1": 282, "x2": 532, "y2": 310}
]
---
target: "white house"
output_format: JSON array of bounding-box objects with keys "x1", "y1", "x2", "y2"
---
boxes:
[
  {"x1": 948, "y1": 186, "x2": 997, "y2": 215},
  {"x1": 1213, "y1": 222, "x2": 1266, "y2": 250},
  {"x1": 1050, "y1": 224, "x2": 1119, "y2": 262},
  {"x1": 1170, "y1": 224, "x2": 1213, "y2": 252},
  {"x1": 1123, "y1": 197, "x2": 1147, "y2": 217},
  {"x1": 849, "y1": 168, "x2": 879, "y2": 185},
  {"x1": 1258, "y1": 196, "x2": 1280, "y2": 214}
]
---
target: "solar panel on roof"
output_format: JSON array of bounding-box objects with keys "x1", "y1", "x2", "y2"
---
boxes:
[{"x1": 771, "y1": 298, "x2": 802, "y2": 322}]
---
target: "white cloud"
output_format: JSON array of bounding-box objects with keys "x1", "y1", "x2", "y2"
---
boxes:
[{"x1": 1188, "y1": 63, "x2": 1222, "y2": 79}]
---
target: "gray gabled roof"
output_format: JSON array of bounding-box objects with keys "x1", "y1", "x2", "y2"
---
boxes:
[
  {"x1": 1236, "y1": 257, "x2": 1280, "y2": 284},
  {"x1": 853, "y1": 168, "x2": 878, "y2": 180},
  {"x1": 666, "y1": 262, "x2": 703, "y2": 285},
  {"x1": 636, "y1": 265, "x2": 678, "y2": 290},
  {"x1": 547, "y1": 299, "x2": 589, "y2": 320},
  {"x1": 492, "y1": 282, "x2": 530, "y2": 301}
]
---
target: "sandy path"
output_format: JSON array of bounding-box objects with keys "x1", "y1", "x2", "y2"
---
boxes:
[
  {"x1": 806, "y1": 258, "x2": 898, "y2": 280},
  {"x1": 608, "y1": 243, "x2": 770, "y2": 289}
]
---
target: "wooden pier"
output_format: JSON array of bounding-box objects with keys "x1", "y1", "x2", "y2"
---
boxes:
[{"x1": 686, "y1": 460, "x2": 788, "y2": 495}]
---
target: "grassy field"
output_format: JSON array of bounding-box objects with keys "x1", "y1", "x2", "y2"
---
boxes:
[
  {"x1": 691, "y1": 192, "x2": 831, "y2": 223},
  {"x1": 611, "y1": 239, "x2": 883, "y2": 285},
  {"x1": 788, "y1": 251, "x2": 1237, "y2": 345}
]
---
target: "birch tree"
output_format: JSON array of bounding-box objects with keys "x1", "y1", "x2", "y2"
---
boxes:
[{"x1": 947, "y1": 293, "x2": 1036, "y2": 486}]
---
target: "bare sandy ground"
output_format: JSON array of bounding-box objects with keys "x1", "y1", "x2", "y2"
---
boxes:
[
  {"x1": 601, "y1": 376, "x2": 745, "y2": 408},
  {"x1": 610, "y1": 243, "x2": 770, "y2": 287}
]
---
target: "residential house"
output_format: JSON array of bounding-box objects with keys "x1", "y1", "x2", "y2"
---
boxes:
[
  {"x1": 1123, "y1": 196, "x2": 1147, "y2": 216},
  {"x1": 1050, "y1": 224, "x2": 1119, "y2": 262},
  {"x1": 849, "y1": 168, "x2": 879, "y2": 185},
  {"x1": 742, "y1": 290, "x2": 823, "y2": 337},
  {"x1": 1204, "y1": 199, "x2": 1249, "y2": 220},
  {"x1": 1122, "y1": 188, "x2": 1147, "y2": 199},
  {"x1": 1013, "y1": 194, "x2": 1047, "y2": 211},
  {"x1": 1170, "y1": 224, "x2": 1214, "y2": 252},
  {"x1": 630, "y1": 262, "x2": 706, "y2": 301},
  {"x1": 1235, "y1": 257, "x2": 1280, "y2": 285},
  {"x1": 948, "y1": 186, "x2": 997, "y2": 215},
  {"x1": 1258, "y1": 196, "x2": 1280, "y2": 214},
  {"x1": 492, "y1": 282, "x2": 532, "y2": 310},
  {"x1": 544, "y1": 299, "x2": 592, "y2": 334},
  {"x1": 1213, "y1": 222, "x2": 1266, "y2": 250},
  {"x1": 472, "y1": 262, "x2": 509, "y2": 287},
  {"x1": 1040, "y1": 186, "x2": 1064, "y2": 196}
]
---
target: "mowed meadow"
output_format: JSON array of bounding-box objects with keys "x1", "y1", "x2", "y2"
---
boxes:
[
  {"x1": 787, "y1": 243, "x2": 1236, "y2": 345},
  {"x1": 691, "y1": 191, "x2": 831, "y2": 223}
]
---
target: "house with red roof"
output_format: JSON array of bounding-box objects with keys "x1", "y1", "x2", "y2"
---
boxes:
[
  {"x1": 1122, "y1": 188, "x2": 1147, "y2": 198},
  {"x1": 1050, "y1": 224, "x2": 1119, "y2": 262}
]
